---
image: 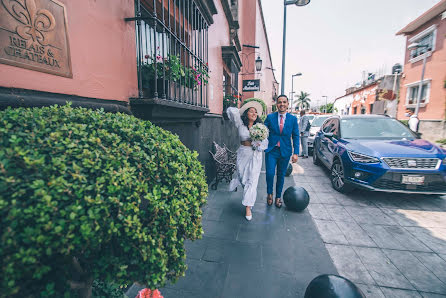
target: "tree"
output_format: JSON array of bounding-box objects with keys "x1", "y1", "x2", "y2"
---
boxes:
[
  {"x1": 319, "y1": 103, "x2": 334, "y2": 113},
  {"x1": 295, "y1": 91, "x2": 311, "y2": 110}
]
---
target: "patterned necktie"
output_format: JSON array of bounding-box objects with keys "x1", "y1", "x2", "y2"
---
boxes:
[
  {"x1": 277, "y1": 114, "x2": 284, "y2": 147},
  {"x1": 280, "y1": 115, "x2": 284, "y2": 134}
]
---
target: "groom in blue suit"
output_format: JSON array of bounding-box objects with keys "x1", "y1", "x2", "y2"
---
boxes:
[{"x1": 264, "y1": 95, "x2": 300, "y2": 208}]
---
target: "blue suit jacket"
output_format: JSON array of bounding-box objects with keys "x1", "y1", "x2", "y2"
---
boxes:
[{"x1": 264, "y1": 112, "x2": 300, "y2": 157}]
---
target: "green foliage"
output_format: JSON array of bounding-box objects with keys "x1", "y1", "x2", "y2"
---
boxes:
[
  {"x1": 295, "y1": 92, "x2": 311, "y2": 110},
  {"x1": 223, "y1": 94, "x2": 241, "y2": 110},
  {"x1": 92, "y1": 280, "x2": 127, "y2": 298},
  {"x1": 436, "y1": 139, "x2": 446, "y2": 145},
  {"x1": 242, "y1": 98, "x2": 267, "y2": 114},
  {"x1": 141, "y1": 54, "x2": 209, "y2": 90},
  {"x1": 0, "y1": 104, "x2": 208, "y2": 297},
  {"x1": 319, "y1": 103, "x2": 334, "y2": 113},
  {"x1": 272, "y1": 104, "x2": 277, "y2": 112}
]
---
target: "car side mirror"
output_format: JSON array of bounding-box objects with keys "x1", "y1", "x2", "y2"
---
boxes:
[{"x1": 323, "y1": 132, "x2": 334, "y2": 138}]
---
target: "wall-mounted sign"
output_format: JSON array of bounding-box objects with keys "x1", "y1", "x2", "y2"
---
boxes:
[
  {"x1": 0, "y1": 0, "x2": 72, "y2": 77},
  {"x1": 243, "y1": 79, "x2": 260, "y2": 92}
]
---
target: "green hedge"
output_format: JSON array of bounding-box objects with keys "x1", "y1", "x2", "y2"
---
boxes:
[{"x1": 0, "y1": 104, "x2": 207, "y2": 297}]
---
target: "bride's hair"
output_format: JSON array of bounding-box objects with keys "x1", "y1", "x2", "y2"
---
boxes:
[{"x1": 241, "y1": 108, "x2": 263, "y2": 128}]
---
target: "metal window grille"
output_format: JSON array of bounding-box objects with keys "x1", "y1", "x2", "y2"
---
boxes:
[
  {"x1": 127, "y1": 0, "x2": 209, "y2": 108},
  {"x1": 410, "y1": 33, "x2": 434, "y2": 59},
  {"x1": 383, "y1": 158, "x2": 440, "y2": 170},
  {"x1": 408, "y1": 84, "x2": 428, "y2": 105},
  {"x1": 223, "y1": 62, "x2": 240, "y2": 109}
]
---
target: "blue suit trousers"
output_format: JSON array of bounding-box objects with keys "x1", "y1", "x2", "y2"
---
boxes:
[{"x1": 265, "y1": 146, "x2": 290, "y2": 198}]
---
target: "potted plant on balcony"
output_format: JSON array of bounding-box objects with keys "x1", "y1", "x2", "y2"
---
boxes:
[
  {"x1": 141, "y1": 55, "x2": 209, "y2": 99},
  {"x1": 222, "y1": 94, "x2": 240, "y2": 119},
  {"x1": 141, "y1": 54, "x2": 178, "y2": 98}
]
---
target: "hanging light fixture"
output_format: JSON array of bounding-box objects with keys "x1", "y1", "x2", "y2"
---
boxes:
[
  {"x1": 255, "y1": 56, "x2": 262, "y2": 72},
  {"x1": 294, "y1": 0, "x2": 310, "y2": 6}
]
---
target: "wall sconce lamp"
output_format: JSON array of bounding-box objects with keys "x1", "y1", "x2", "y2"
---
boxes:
[{"x1": 255, "y1": 56, "x2": 262, "y2": 72}]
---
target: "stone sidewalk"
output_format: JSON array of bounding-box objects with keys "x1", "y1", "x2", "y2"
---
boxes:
[
  {"x1": 295, "y1": 156, "x2": 446, "y2": 297},
  {"x1": 127, "y1": 162, "x2": 338, "y2": 297}
]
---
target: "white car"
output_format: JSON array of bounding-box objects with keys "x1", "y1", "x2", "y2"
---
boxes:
[
  {"x1": 307, "y1": 115, "x2": 330, "y2": 154},
  {"x1": 306, "y1": 114, "x2": 315, "y2": 124}
]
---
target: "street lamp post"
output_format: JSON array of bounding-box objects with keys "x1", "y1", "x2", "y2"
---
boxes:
[
  {"x1": 280, "y1": 0, "x2": 310, "y2": 95},
  {"x1": 322, "y1": 95, "x2": 327, "y2": 113},
  {"x1": 407, "y1": 43, "x2": 429, "y2": 117},
  {"x1": 291, "y1": 72, "x2": 302, "y2": 111}
]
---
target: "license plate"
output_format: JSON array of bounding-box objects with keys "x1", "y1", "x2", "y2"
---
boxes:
[{"x1": 401, "y1": 175, "x2": 425, "y2": 185}]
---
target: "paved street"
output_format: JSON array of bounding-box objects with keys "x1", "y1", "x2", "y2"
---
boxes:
[
  {"x1": 127, "y1": 156, "x2": 446, "y2": 298},
  {"x1": 297, "y1": 157, "x2": 446, "y2": 297},
  {"x1": 127, "y1": 157, "x2": 338, "y2": 298},
  {"x1": 157, "y1": 169, "x2": 337, "y2": 298}
]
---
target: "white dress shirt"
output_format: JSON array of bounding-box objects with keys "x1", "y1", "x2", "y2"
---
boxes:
[{"x1": 408, "y1": 115, "x2": 419, "y2": 132}]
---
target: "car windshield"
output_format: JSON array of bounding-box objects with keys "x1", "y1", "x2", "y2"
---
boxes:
[
  {"x1": 311, "y1": 116, "x2": 329, "y2": 127},
  {"x1": 307, "y1": 115, "x2": 315, "y2": 121},
  {"x1": 340, "y1": 118, "x2": 415, "y2": 139}
]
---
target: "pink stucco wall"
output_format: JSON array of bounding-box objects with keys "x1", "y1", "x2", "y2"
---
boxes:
[
  {"x1": 0, "y1": 0, "x2": 138, "y2": 102},
  {"x1": 207, "y1": 0, "x2": 231, "y2": 114},
  {"x1": 397, "y1": 16, "x2": 446, "y2": 121},
  {"x1": 254, "y1": 0, "x2": 277, "y2": 112},
  {"x1": 239, "y1": 0, "x2": 277, "y2": 113}
]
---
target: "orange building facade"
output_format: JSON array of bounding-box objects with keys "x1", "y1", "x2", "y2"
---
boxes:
[
  {"x1": 238, "y1": 0, "x2": 278, "y2": 112},
  {"x1": 396, "y1": 0, "x2": 446, "y2": 141},
  {"x1": 350, "y1": 83, "x2": 379, "y2": 115}
]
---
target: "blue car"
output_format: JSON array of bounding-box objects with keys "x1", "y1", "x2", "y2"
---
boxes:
[{"x1": 313, "y1": 115, "x2": 446, "y2": 194}]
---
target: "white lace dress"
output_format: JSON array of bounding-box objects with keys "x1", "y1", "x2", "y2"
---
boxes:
[{"x1": 226, "y1": 107, "x2": 268, "y2": 207}]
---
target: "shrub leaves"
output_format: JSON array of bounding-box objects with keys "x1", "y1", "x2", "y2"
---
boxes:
[{"x1": 0, "y1": 104, "x2": 207, "y2": 297}]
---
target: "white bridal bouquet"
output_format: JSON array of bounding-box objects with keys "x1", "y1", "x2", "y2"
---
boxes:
[{"x1": 249, "y1": 123, "x2": 269, "y2": 151}]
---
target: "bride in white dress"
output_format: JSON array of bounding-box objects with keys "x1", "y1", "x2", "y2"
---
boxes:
[{"x1": 226, "y1": 102, "x2": 268, "y2": 221}]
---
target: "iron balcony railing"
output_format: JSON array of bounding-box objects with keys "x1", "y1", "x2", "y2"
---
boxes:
[{"x1": 126, "y1": 0, "x2": 209, "y2": 108}]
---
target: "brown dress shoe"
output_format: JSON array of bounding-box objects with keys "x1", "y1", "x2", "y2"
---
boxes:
[{"x1": 267, "y1": 194, "x2": 273, "y2": 206}]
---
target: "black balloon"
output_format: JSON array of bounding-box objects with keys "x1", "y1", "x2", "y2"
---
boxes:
[
  {"x1": 283, "y1": 186, "x2": 309, "y2": 212},
  {"x1": 304, "y1": 274, "x2": 365, "y2": 298},
  {"x1": 285, "y1": 163, "x2": 293, "y2": 176}
]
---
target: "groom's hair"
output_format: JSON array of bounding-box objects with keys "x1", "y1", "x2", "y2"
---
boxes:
[{"x1": 276, "y1": 94, "x2": 288, "y2": 102}]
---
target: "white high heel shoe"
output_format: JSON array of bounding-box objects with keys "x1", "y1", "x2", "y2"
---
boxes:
[{"x1": 245, "y1": 206, "x2": 253, "y2": 221}]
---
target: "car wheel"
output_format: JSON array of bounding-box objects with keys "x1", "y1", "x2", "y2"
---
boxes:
[
  {"x1": 312, "y1": 148, "x2": 321, "y2": 165},
  {"x1": 330, "y1": 159, "x2": 353, "y2": 193}
]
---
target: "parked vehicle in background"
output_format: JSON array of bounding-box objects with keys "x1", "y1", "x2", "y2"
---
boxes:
[
  {"x1": 308, "y1": 115, "x2": 331, "y2": 155},
  {"x1": 306, "y1": 114, "x2": 315, "y2": 124},
  {"x1": 313, "y1": 115, "x2": 446, "y2": 194}
]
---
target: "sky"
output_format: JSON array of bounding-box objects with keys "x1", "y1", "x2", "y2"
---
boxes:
[{"x1": 261, "y1": 0, "x2": 442, "y2": 108}]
